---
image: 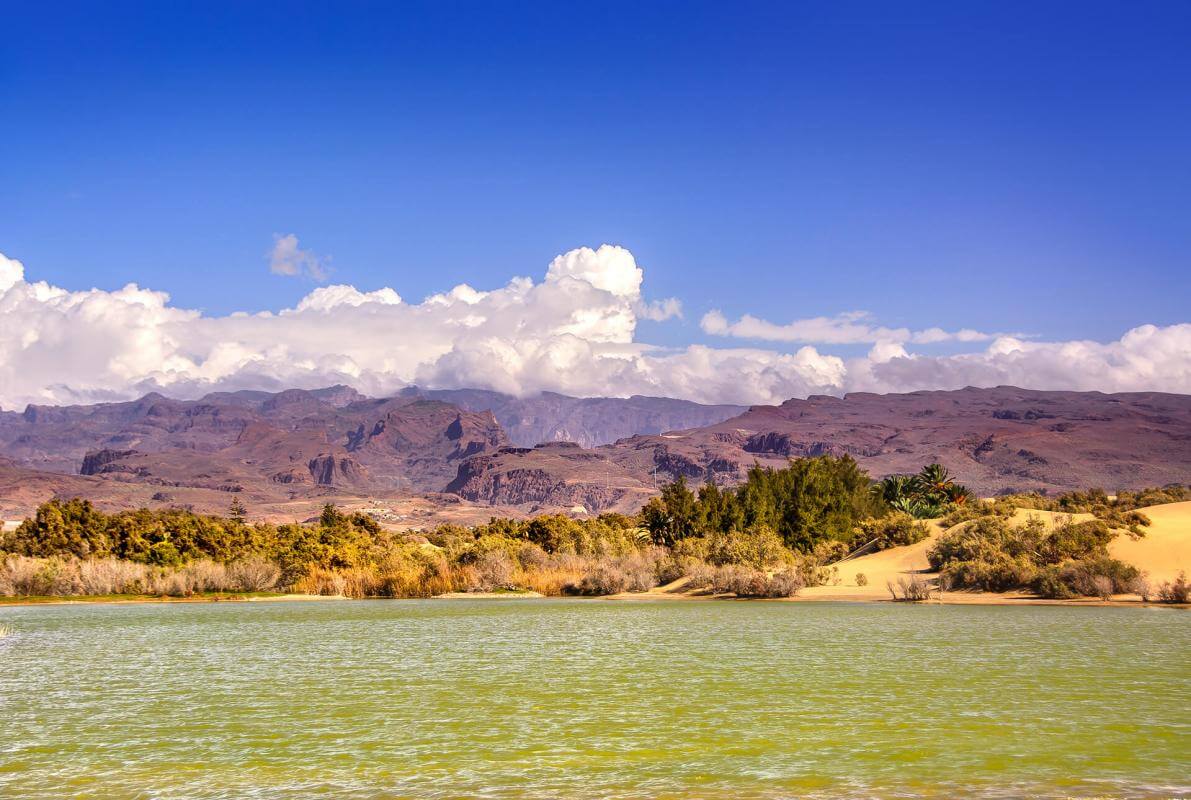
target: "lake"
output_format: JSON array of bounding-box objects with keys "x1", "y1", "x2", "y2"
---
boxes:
[{"x1": 0, "y1": 599, "x2": 1187, "y2": 799}]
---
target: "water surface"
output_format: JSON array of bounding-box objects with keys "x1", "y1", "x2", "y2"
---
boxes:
[{"x1": 0, "y1": 599, "x2": 1187, "y2": 799}]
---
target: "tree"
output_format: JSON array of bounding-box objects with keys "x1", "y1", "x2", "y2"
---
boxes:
[
  {"x1": 913, "y1": 463, "x2": 955, "y2": 501},
  {"x1": 641, "y1": 476, "x2": 698, "y2": 546},
  {"x1": 228, "y1": 497, "x2": 247, "y2": 524}
]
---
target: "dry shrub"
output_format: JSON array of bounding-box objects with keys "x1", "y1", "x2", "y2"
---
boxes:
[
  {"x1": 292, "y1": 567, "x2": 352, "y2": 597},
  {"x1": 568, "y1": 550, "x2": 664, "y2": 596},
  {"x1": 1, "y1": 556, "x2": 58, "y2": 596},
  {"x1": 1157, "y1": 572, "x2": 1190, "y2": 604},
  {"x1": 515, "y1": 542, "x2": 549, "y2": 570},
  {"x1": 682, "y1": 561, "x2": 716, "y2": 591},
  {"x1": 0, "y1": 556, "x2": 148, "y2": 596},
  {"x1": 763, "y1": 570, "x2": 804, "y2": 598},
  {"x1": 467, "y1": 550, "x2": 516, "y2": 592},
  {"x1": 75, "y1": 558, "x2": 149, "y2": 594},
  {"x1": 887, "y1": 575, "x2": 933, "y2": 601},
  {"x1": 1090, "y1": 575, "x2": 1114, "y2": 601},
  {"x1": 228, "y1": 558, "x2": 280, "y2": 592},
  {"x1": 682, "y1": 563, "x2": 801, "y2": 598},
  {"x1": 570, "y1": 562, "x2": 631, "y2": 595},
  {"x1": 855, "y1": 572, "x2": 868, "y2": 587}
]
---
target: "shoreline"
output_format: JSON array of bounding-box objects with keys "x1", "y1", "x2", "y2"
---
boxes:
[{"x1": 2, "y1": 588, "x2": 1185, "y2": 609}]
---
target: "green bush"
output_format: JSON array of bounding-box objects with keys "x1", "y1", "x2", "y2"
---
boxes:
[
  {"x1": 854, "y1": 512, "x2": 929, "y2": 551},
  {"x1": 930, "y1": 514, "x2": 1138, "y2": 596}
]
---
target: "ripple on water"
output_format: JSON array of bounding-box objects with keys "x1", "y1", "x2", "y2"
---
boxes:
[{"x1": 0, "y1": 600, "x2": 1187, "y2": 799}]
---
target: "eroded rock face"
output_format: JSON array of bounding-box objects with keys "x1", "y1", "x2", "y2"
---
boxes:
[
  {"x1": 80, "y1": 449, "x2": 141, "y2": 475},
  {"x1": 306, "y1": 454, "x2": 367, "y2": 486},
  {"x1": 445, "y1": 443, "x2": 655, "y2": 513}
]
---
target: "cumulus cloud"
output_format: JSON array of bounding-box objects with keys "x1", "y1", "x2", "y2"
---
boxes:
[
  {"x1": 701, "y1": 309, "x2": 997, "y2": 345},
  {"x1": 0, "y1": 244, "x2": 1187, "y2": 410},
  {"x1": 269, "y1": 233, "x2": 329, "y2": 281}
]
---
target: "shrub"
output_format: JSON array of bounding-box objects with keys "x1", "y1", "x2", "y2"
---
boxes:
[
  {"x1": 468, "y1": 550, "x2": 516, "y2": 592},
  {"x1": 939, "y1": 499, "x2": 1014, "y2": 528},
  {"x1": 854, "y1": 512, "x2": 929, "y2": 551},
  {"x1": 570, "y1": 562, "x2": 629, "y2": 596},
  {"x1": 855, "y1": 572, "x2": 868, "y2": 587},
  {"x1": 686, "y1": 564, "x2": 802, "y2": 598},
  {"x1": 682, "y1": 527, "x2": 795, "y2": 569},
  {"x1": 228, "y1": 558, "x2": 280, "y2": 592},
  {"x1": 1090, "y1": 575, "x2": 1114, "y2": 601},
  {"x1": 1157, "y1": 572, "x2": 1190, "y2": 604},
  {"x1": 887, "y1": 575, "x2": 933, "y2": 601},
  {"x1": 763, "y1": 570, "x2": 804, "y2": 598},
  {"x1": 568, "y1": 551, "x2": 662, "y2": 596}
]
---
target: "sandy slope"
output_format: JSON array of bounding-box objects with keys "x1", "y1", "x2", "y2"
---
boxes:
[
  {"x1": 791, "y1": 503, "x2": 1188, "y2": 602},
  {"x1": 1108, "y1": 501, "x2": 1191, "y2": 584}
]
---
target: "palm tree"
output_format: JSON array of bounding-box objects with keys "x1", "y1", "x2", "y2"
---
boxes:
[
  {"x1": 913, "y1": 463, "x2": 955, "y2": 501},
  {"x1": 945, "y1": 484, "x2": 973, "y2": 506},
  {"x1": 874, "y1": 474, "x2": 914, "y2": 506}
]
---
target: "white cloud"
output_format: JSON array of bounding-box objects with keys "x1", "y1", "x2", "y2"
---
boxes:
[
  {"x1": 0, "y1": 244, "x2": 1187, "y2": 410},
  {"x1": 269, "y1": 233, "x2": 329, "y2": 281},
  {"x1": 701, "y1": 308, "x2": 997, "y2": 345}
]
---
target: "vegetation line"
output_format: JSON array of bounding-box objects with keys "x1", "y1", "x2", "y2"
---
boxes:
[{"x1": 2, "y1": 457, "x2": 1187, "y2": 603}]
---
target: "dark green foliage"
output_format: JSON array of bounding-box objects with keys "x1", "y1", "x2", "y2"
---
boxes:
[
  {"x1": 648, "y1": 456, "x2": 956, "y2": 553},
  {"x1": 641, "y1": 476, "x2": 699, "y2": 546},
  {"x1": 725, "y1": 456, "x2": 884, "y2": 551},
  {"x1": 874, "y1": 463, "x2": 972, "y2": 519}
]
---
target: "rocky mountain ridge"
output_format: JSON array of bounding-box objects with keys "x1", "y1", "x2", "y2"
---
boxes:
[{"x1": 2, "y1": 385, "x2": 1189, "y2": 519}]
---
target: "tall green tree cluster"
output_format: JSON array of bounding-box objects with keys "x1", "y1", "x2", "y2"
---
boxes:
[{"x1": 641, "y1": 455, "x2": 888, "y2": 552}]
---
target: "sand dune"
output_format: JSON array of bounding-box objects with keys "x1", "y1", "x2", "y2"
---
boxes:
[
  {"x1": 797, "y1": 502, "x2": 1188, "y2": 601},
  {"x1": 1108, "y1": 501, "x2": 1191, "y2": 584}
]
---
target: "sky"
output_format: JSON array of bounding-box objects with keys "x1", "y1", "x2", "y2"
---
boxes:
[{"x1": 1, "y1": 1, "x2": 1189, "y2": 408}]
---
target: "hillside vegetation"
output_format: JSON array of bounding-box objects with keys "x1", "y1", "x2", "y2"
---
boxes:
[{"x1": 2, "y1": 457, "x2": 1187, "y2": 603}]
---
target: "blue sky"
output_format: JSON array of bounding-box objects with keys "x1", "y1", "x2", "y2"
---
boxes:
[{"x1": 1, "y1": 1, "x2": 1190, "y2": 407}]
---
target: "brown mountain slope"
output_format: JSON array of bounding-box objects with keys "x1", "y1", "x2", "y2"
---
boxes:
[
  {"x1": 600, "y1": 387, "x2": 1191, "y2": 495},
  {"x1": 445, "y1": 442, "x2": 655, "y2": 514},
  {"x1": 2, "y1": 386, "x2": 1189, "y2": 521},
  {"x1": 401, "y1": 388, "x2": 747, "y2": 447}
]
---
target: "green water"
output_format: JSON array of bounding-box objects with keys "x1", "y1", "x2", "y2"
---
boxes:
[{"x1": 0, "y1": 600, "x2": 1187, "y2": 799}]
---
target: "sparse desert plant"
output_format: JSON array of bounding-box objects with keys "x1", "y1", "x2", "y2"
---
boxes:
[
  {"x1": 763, "y1": 570, "x2": 803, "y2": 598},
  {"x1": 855, "y1": 572, "x2": 868, "y2": 587},
  {"x1": 1156, "y1": 572, "x2": 1190, "y2": 604},
  {"x1": 888, "y1": 575, "x2": 933, "y2": 601},
  {"x1": 1090, "y1": 575, "x2": 1115, "y2": 601}
]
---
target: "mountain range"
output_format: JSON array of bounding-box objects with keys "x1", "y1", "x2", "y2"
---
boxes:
[{"x1": 1, "y1": 385, "x2": 1188, "y2": 523}]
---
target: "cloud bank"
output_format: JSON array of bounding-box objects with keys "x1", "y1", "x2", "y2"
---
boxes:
[{"x1": 0, "y1": 245, "x2": 1188, "y2": 410}]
